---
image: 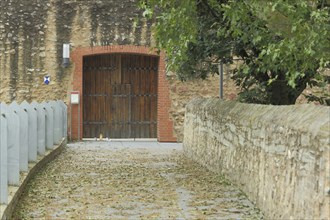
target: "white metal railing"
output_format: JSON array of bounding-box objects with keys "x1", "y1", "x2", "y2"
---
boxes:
[{"x1": 0, "y1": 100, "x2": 67, "y2": 204}]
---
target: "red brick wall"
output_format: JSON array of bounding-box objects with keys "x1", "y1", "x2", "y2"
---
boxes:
[{"x1": 70, "y1": 45, "x2": 176, "y2": 142}]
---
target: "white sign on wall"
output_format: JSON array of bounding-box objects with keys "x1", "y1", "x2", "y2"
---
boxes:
[
  {"x1": 44, "y1": 76, "x2": 50, "y2": 85},
  {"x1": 70, "y1": 91, "x2": 79, "y2": 104}
]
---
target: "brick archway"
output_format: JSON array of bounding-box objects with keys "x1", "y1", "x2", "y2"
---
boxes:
[{"x1": 70, "y1": 45, "x2": 176, "y2": 142}]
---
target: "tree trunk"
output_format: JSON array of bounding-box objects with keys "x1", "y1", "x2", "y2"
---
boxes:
[{"x1": 267, "y1": 80, "x2": 306, "y2": 105}]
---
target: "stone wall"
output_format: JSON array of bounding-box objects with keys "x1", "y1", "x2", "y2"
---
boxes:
[
  {"x1": 0, "y1": 0, "x2": 230, "y2": 140},
  {"x1": 0, "y1": 0, "x2": 154, "y2": 104},
  {"x1": 183, "y1": 98, "x2": 330, "y2": 219}
]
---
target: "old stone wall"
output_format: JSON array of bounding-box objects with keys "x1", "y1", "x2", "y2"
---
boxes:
[
  {"x1": 0, "y1": 0, "x2": 154, "y2": 104},
  {"x1": 0, "y1": 0, "x2": 231, "y2": 140},
  {"x1": 183, "y1": 98, "x2": 330, "y2": 219}
]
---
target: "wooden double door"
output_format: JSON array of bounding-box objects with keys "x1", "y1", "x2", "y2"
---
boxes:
[{"x1": 83, "y1": 54, "x2": 158, "y2": 138}]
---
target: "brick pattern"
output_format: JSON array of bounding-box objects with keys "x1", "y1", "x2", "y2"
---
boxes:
[{"x1": 70, "y1": 45, "x2": 176, "y2": 142}]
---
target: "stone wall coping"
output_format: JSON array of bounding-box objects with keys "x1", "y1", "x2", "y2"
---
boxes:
[{"x1": 187, "y1": 98, "x2": 330, "y2": 140}]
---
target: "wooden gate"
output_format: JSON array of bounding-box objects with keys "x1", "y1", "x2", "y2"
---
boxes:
[{"x1": 83, "y1": 54, "x2": 158, "y2": 138}]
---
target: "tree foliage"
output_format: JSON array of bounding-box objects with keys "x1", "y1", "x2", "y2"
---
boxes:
[{"x1": 141, "y1": 0, "x2": 330, "y2": 105}]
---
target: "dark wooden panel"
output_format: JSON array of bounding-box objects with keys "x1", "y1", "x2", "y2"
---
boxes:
[{"x1": 83, "y1": 54, "x2": 158, "y2": 138}]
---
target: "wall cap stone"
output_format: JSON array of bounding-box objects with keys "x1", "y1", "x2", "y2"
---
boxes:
[{"x1": 186, "y1": 98, "x2": 330, "y2": 140}]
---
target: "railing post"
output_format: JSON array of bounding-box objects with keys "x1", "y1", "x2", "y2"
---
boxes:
[
  {"x1": 34, "y1": 102, "x2": 46, "y2": 156},
  {"x1": 0, "y1": 104, "x2": 8, "y2": 204},
  {"x1": 10, "y1": 101, "x2": 29, "y2": 172},
  {"x1": 59, "y1": 101, "x2": 68, "y2": 139},
  {"x1": 44, "y1": 102, "x2": 54, "y2": 150},
  {"x1": 21, "y1": 101, "x2": 38, "y2": 162},
  {"x1": 2, "y1": 103, "x2": 20, "y2": 186},
  {"x1": 0, "y1": 99, "x2": 66, "y2": 206},
  {"x1": 50, "y1": 101, "x2": 61, "y2": 144},
  {"x1": 57, "y1": 101, "x2": 64, "y2": 141}
]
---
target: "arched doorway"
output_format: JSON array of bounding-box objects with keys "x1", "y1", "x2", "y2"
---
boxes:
[
  {"x1": 70, "y1": 45, "x2": 176, "y2": 142},
  {"x1": 83, "y1": 53, "x2": 158, "y2": 138}
]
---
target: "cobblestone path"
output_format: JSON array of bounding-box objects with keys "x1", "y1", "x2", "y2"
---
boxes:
[{"x1": 14, "y1": 141, "x2": 263, "y2": 219}]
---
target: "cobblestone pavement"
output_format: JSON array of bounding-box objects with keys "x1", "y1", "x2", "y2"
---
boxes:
[{"x1": 14, "y1": 141, "x2": 263, "y2": 219}]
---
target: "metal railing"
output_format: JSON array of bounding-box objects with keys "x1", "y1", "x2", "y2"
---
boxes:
[{"x1": 0, "y1": 100, "x2": 67, "y2": 204}]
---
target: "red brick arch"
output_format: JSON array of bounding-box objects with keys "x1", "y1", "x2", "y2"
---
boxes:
[{"x1": 70, "y1": 45, "x2": 176, "y2": 142}]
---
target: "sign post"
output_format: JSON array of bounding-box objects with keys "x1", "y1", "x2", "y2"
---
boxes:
[
  {"x1": 218, "y1": 63, "x2": 223, "y2": 99},
  {"x1": 70, "y1": 91, "x2": 80, "y2": 141}
]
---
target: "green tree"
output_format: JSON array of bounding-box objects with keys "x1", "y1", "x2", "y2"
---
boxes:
[{"x1": 141, "y1": 0, "x2": 330, "y2": 105}]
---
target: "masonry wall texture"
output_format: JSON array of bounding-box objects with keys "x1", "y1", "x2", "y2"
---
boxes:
[
  {"x1": 183, "y1": 98, "x2": 330, "y2": 219},
  {"x1": 0, "y1": 0, "x2": 154, "y2": 103},
  {"x1": 0, "y1": 0, "x2": 229, "y2": 141}
]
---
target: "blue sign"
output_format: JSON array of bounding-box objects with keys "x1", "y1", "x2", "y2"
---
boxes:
[{"x1": 44, "y1": 76, "x2": 50, "y2": 85}]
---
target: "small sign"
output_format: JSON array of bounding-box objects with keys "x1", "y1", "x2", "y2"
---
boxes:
[
  {"x1": 44, "y1": 76, "x2": 50, "y2": 85},
  {"x1": 71, "y1": 91, "x2": 79, "y2": 104}
]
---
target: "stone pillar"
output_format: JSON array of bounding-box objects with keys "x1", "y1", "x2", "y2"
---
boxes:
[
  {"x1": 44, "y1": 102, "x2": 54, "y2": 149},
  {"x1": 33, "y1": 102, "x2": 46, "y2": 156},
  {"x1": 59, "y1": 101, "x2": 67, "y2": 138},
  {"x1": 57, "y1": 101, "x2": 64, "y2": 141},
  {"x1": 9, "y1": 101, "x2": 28, "y2": 172},
  {"x1": 0, "y1": 105, "x2": 8, "y2": 204},
  {"x1": 50, "y1": 101, "x2": 61, "y2": 144},
  {"x1": 1, "y1": 104, "x2": 20, "y2": 186},
  {"x1": 21, "y1": 101, "x2": 38, "y2": 162}
]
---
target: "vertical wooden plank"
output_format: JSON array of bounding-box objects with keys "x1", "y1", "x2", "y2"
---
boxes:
[
  {"x1": 95, "y1": 56, "x2": 100, "y2": 138},
  {"x1": 139, "y1": 55, "x2": 143, "y2": 138},
  {"x1": 103, "y1": 55, "x2": 107, "y2": 138},
  {"x1": 87, "y1": 56, "x2": 91, "y2": 138},
  {"x1": 122, "y1": 56, "x2": 127, "y2": 138},
  {"x1": 100, "y1": 56, "x2": 103, "y2": 137},
  {"x1": 128, "y1": 84, "x2": 132, "y2": 138},
  {"x1": 131, "y1": 55, "x2": 136, "y2": 138},
  {"x1": 84, "y1": 56, "x2": 92, "y2": 138},
  {"x1": 145, "y1": 56, "x2": 151, "y2": 138},
  {"x1": 119, "y1": 84, "x2": 123, "y2": 138},
  {"x1": 90, "y1": 57, "x2": 95, "y2": 137},
  {"x1": 106, "y1": 55, "x2": 111, "y2": 138},
  {"x1": 122, "y1": 85, "x2": 126, "y2": 138},
  {"x1": 108, "y1": 55, "x2": 112, "y2": 138},
  {"x1": 149, "y1": 56, "x2": 157, "y2": 138},
  {"x1": 114, "y1": 85, "x2": 117, "y2": 138},
  {"x1": 112, "y1": 85, "x2": 115, "y2": 138},
  {"x1": 151, "y1": 57, "x2": 155, "y2": 138},
  {"x1": 116, "y1": 84, "x2": 120, "y2": 138},
  {"x1": 119, "y1": 54, "x2": 122, "y2": 84},
  {"x1": 140, "y1": 55, "x2": 145, "y2": 138},
  {"x1": 83, "y1": 57, "x2": 87, "y2": 137}
]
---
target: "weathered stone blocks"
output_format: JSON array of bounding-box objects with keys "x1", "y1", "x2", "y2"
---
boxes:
[{"x1": 184, "y1": 98, "x2": 330, "y2": 219}]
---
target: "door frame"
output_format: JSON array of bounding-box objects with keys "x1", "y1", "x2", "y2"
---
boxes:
[{"x1": 70, "y1": 45, "x2": 176, "y2": 142}]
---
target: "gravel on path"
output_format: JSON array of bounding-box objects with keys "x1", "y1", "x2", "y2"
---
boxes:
[{"x1": 14, "y1": 141, "x2": 263, "y2": 219}]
